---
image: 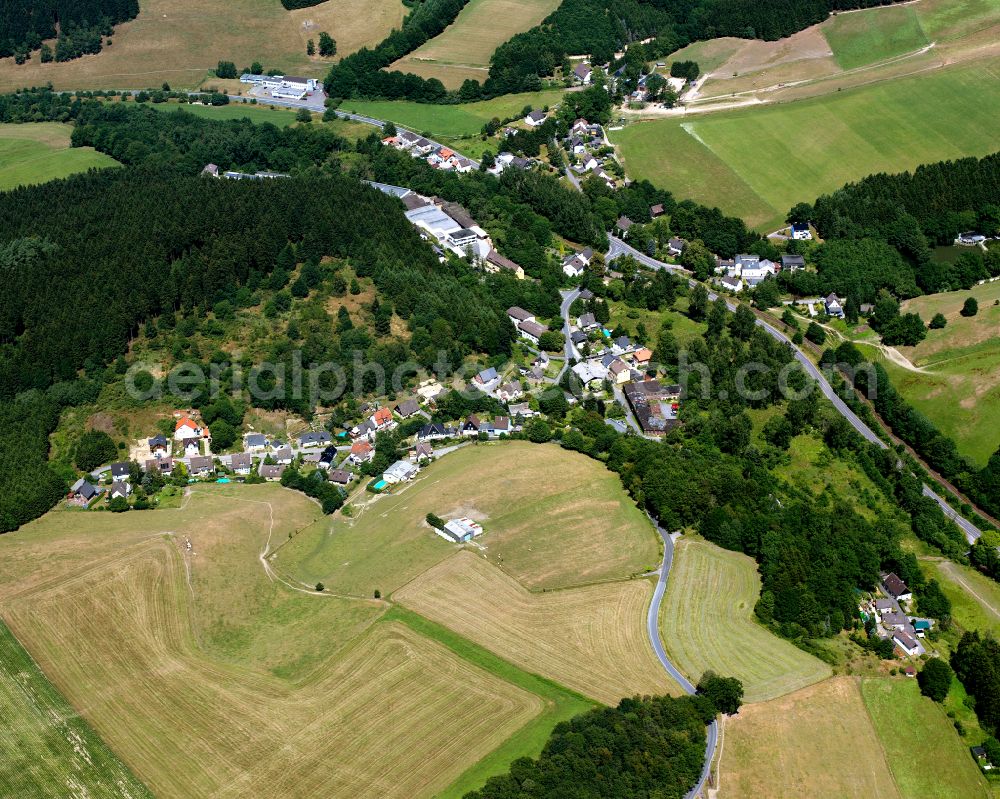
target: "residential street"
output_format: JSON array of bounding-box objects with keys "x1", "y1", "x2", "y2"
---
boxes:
[{"x1": 603, "y1": 237, "x2": 983, "y2": 543}]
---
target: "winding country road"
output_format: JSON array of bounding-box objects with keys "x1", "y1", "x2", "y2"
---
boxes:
[
  {"x1": 606, "y1": 235, "x2": 983, "y2": 544},
  {"x1": 647, "y1": 519, "x2": 719, "y2": 799}
]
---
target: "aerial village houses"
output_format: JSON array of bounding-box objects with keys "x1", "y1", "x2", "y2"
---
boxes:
[
  {"x1": 524, "y1": 109, "x2": 548, "y2": 127},
  {"x1": 260, "y1": 464, "x2": 286, "y2": 482}
]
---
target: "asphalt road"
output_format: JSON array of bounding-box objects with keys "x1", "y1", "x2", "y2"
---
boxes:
[
  {"x1": 557, "y1": 287, "x2": 581, "y2": 384},
  {"x1": 647, "y1": 517, "x2": 718, "y2": 799},
  {"x1": 605, "y1": 237, "x2": 983, "y2": 543}
]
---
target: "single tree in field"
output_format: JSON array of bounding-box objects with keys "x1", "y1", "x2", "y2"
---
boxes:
[
  {"x1": 697, "y1": 671, "x2": 744, "y2": 715},
  {"x1": 315, "y1": 582, "x2": 325, "y2": 592},
  {"x1": 805, "y1": 321, "x2": 826, "y2": 345},
  {"x1": 295, "y1": 107, "x2": 312, "y2": 123},
  {"x1": 306, "y1": 39, "x2": 315, "y2": 56},
  {"x1": 917, "y1": 657, "x2": 953, "y2": 702},
  {"x1": 929, "y1": 312, "x2": 947, "y2": 329},
  {"x1": 318, "y1": 32, "x2": 336, "y2": 57},
  {"x1": 961, "y1": 297, "x2": 979, "y2": 317},
  {"x1": 251, "y1": 61, "x2": 263, "y2": 74}
]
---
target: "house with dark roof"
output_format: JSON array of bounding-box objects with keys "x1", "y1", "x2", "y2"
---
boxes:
[
  {"x1": 474, "y1": 367, "x2": 499, "y2": 386},
  {"x1": 623, "y1": 380, "x2": 682, "y2": 436},
  {"x1": 110, "y1": 462, "x2": 131, "y2": 482},
  {"x1": 109, "y1": 481, "x2": 131, "y2": 500},
  {"x1": 825, "y1": 293, "x2": 844, "y2": 318},
  {"x1": 298, "y1": 431, "x2": 332, "y2": 448},
  {"x1": 395, "y1": 399, "x2": 421, "y2": 418},
  {"x1": 318, "y1": 446, "x2": 338, "y2": 470},
  {"x1": 650, "y1": 203, "x2": 665, "y2": 218},
  {"x1": 328, "y1": 469, "x2": 353, "y2": 486},
  {"x1": 274, "y1": 446, "x2": 293, "y2": 465},
  {"x1": 573, "y1": 62, "x2": 593, "y2": 84},
  {"x1": 781, "y1": 254, "x2": 805, "y2": 271},
  {"x1": 418, "y1": 423, "x2": 450, "y2": 442},
  {"x1": 485, "y1": 249, "x2": 525, "y2": 279},
  {"x1": 507, "y1": 306, "x2": 534, "y2": 325},
  {"x1": 148, "y1": 435, "x2": 169, "y2": 457},
  {"x1": 243, "y1": 433, "x2": 267, "y2": 452},
  {"x1": 230, "y1": 453, "x2": 254, "y2": 475},
  {"x1": 518, "y1": 320, "x2": 548, "y2": 346},
  {"x1": 497, "y1": 381, "x2": 523, "y2": 402},
  {"x1": 668, "y1": 238, "x2": 686, "y2": 256},
  {"x1": 616, "y1": 216, "x2": 633, "y2": 235},
  {"x1": 882, "y1": 573, "x2": 912, "y2": 603},
  {"x1": 461, "y1": 415, "x2": 482, "y2": 436},
  {"x1": 70, "y1": 478, "x2": 100, "y2": 504},
  {"x1": 189, "y1": 455, "x2": 214, "y2": 477},
  {"x1": 524, "y1": 109, "x2": 547, "y2": 127},
  {"x1": 145, "y1": 457, "x2": 173, "y2": 476},
  {"x1": 260, "y1": 464, "x2": 286, "y2": 481},
  {"x1": 578, "y1": 312, "x2": 598, "y2": 331},
  {"x1": 413, "y1": 442, "x2": 434, "y2": 461}
]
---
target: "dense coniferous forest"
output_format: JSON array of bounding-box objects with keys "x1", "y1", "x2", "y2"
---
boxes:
[
  {"x1": 0, "y1": 0, "x2": 138, "y2": 61},
  {"x1": 466, "y1": 694, "x2": 714, "y2": 799},
  {"x1": 323, "y1": 0, "x2": 908, "y2": 100}
]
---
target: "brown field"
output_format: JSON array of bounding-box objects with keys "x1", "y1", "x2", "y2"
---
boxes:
[
  {"x1": 395, "y1": 551, "x2": 679, "y2": 704},
  {"x1": 277, "y1": 442, "x2": 660, "y2": 597},
  {"x1": 392, "y1": 0, "x2": 560, "y2": 89},
  {"x1": 0, "y1": 487, "x2": 544, "y2": 798},
  {"x1": 0, "y1": 0, "x2": 406, "y2": 92},
  {"x1": 721, "y1": 677, "x2": 902, "y2": 799}
]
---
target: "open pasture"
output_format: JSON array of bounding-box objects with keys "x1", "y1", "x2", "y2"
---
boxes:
[
  {"x1": 612, "y1": 58, "x2": 1000, "y2": 231},
  {"x1": 0, "y1": 0, "x2": 406, "y2": 93},
  {"x1": 660, "y1": 538, "x2": 831, "y2": 703},
  {"x1": 395, "y1": 550, "x2": 678, "y2": 704},
  {"x1": 823, "y1": 4, "x2": 929, "y2": 69},
  {"x1": 0, "y1": 123, "x2": 119, "y2": 192},
  {"x1": 392, "y1": 0, "x2": 560, "y2": 89},
  {"x1": 721, "y1": 677, "x2": 901, "y2": 799},
  {"x1": 0, "y1": 487, "x2": 545, "y2": 799},
  {"x1": 861, "y1": 677, "x2": 989, "y2": 799},
  {"x1": 277, "y1": 442, "x2": 660, "y2": 596},
  {"x1": 880, "y1": 280, "x2": 1000, "y2": 466}
]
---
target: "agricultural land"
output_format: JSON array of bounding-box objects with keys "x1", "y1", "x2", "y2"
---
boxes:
[
  {"x1": 721, "y1": 677, "x2": 902, "y2": 799},
  {"x1": 0, "y1": 0, "x2": 407, "y2": 93},
  {"x1": 878, "y1": 279, "x2": 1000, "y2": 467},
  {"x1": 660, "y1": 537, "x2": 831, "y2": 703},
  {"x1": 391, "y1": 0, "x2": 561, "y2": 88},
  {"x1": 0, "y1": 620, "x2": 153, "y2": 799},
  {"x1": 0, "y1": 123, "x2": 119, "y2": 191},
  {"x1": 861, "y1": 677, "x2": 990, "y2": 798},
  {"x1": 395, "y1": 550, "x2": 677, "y2": 704},
  {"x1": 0, "y1": 444, "x2": 676, "y2": 797},
  {"x1": 613, "y1": 0, "x2": 1000, "y2": 230}
]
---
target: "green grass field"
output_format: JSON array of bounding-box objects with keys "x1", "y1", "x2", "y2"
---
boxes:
[
  {"x1": 145, "y1": 101, "x2": 377, "y2": 139},
  {"x1": 0, "y1": 122, "x2": 119, "y2": 191},
  {"x1": 393, "y1": 0, "x2": 560, "y2": 89},
  {"x1": 922, "y1": 556, "x2": 1000, "y2": 636},
  {"x1": 880, "y1": 280, "x2": 1000, "y2": 466},
  {"x1": 0, "y1": 620, "x2": 153, "y2": 798},
  {"x1": 612, "y1": 58, "x2": 1000, "y2": 230},
  {"x1": 277, "y1": 442, "x2": 660, "y2": 595},
  {"x1": 861, "y1": 677, "x2": 990, "y2": 799},
  {"x1": 660, "y1": 538, "x2": 831, "y2": 703},
  {"x1": 345, "y1": 89, "x2": 565, "y2": 138},
  {"x1": 823, "y1": 5, "x2": 929, "y2": 70}
]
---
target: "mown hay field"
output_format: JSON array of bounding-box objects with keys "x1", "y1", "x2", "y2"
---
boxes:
[
  {"x1": 395, "y1": 550, "x2": 678, "y2": 704},
  {"x1": 0, "y1": 0, "x2": 406, "y2": 92},
  {"x1": 823, "y1": 4, "x2": 929, "y2": 69},
  {"x1": 277, "y1": 442, "x2": 660, "y2": 596},
  {"x1": 0, "y1": 620, "x2": 153, "y2": 799},
  {"x1": 392, "y1": 0, "x2": 560, "y2": 89},
  {"x1": 722, "y1": 677, "x2": 902, "y2": 799},
  {"x1": 861, "y1": 677, "x2": 990, "y2": 799},
  {"x1": 660, "y1": 538, "x2": 831, "y2": 703},
  {"x1": 0, "y1": 123, "x2": 119, "y2": 191},
  {"x1": 0, "y1": 486, "x2": 545, "y2": 799}
]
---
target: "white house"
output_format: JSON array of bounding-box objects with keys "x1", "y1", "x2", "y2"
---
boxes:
[
  {"x1": 573, "y1": 63, "x2": 593, "y2": 85},
  {"x1": 383, "y1": 460, "x2": 418, "y2": 484},
  {"x1": 518, "y1": 320, "x2": 547, "y2": 346},
  {"x1": 524, "y1": 110, "x2": 547, "y2": 127},
  {"x1": 439, "y1": 517, "x2": 484, "y2": 543},
  {"x1": 174, "y1": 417, "x2": 205, "y2": 441}
]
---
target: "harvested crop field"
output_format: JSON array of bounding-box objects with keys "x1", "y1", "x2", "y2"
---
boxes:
[
  {"x1": 721, "y1": 677, "x2": 901, "y2": 799},
  {"x1": 395, "y1": 550, "x2": 678, "y2": 704},
  {"x1": 0, "y1": 0, "x2": 406, "y2": 92},
  {"x1": 0, "y1": 489, "x2": 545, "y2": 799},
  {"x1": 277, "y1": 442, "x2": 660, "y2": 595},
  {"x1": 660, "y1": 538, "x2": 831, "y2": 703},
  {"x1": 0, "y1": 620, "x2": 153, "y2": 799}
]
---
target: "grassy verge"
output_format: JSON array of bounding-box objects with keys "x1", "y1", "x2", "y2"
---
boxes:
[{"x1": 385, "y1": 605, "x2": 595, "y2": 798}]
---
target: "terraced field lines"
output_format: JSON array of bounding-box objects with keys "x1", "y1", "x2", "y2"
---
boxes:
[
  {"x1": 722, "y1": 677, "x2": 901, "y2": 798},
  {"x1": 861, "y1": 678, "x2": 989, "y2": 799},
  {"x1": 660, "y1": 538, "x2": 831, "y2": 703},
  {"x1": 395, "y1": 550, "x2": 679, "y2": 704},
  {"x1": 0, "y1": 620, "x2": 153, "y2": 799}
]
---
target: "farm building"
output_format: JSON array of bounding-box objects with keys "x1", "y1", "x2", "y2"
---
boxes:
[{"x1": 439, "y1": 517, "x2": 484, "y2": 543}]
